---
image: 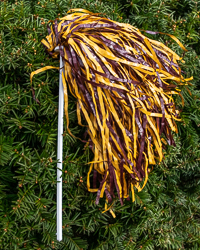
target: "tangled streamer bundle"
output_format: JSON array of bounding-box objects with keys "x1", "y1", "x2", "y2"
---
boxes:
[{"x1": 31, "y1": 9, "x2": 192, "y2": 215}]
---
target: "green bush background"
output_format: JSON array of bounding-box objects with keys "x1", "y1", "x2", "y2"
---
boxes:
[{"x1": 0, "y1": 0, "x2": 200, "y2": 249}]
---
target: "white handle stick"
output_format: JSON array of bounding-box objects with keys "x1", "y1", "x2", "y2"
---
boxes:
[{"x1": 55, "y1": 46, "x2": 64, "y2": 241}]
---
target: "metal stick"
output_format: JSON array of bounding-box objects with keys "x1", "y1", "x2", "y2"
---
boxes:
[{"x1": 55, "y1": 46, "x2": 63, "y2": 241}]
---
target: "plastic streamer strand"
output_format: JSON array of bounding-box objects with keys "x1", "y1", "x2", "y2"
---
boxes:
[{"x1": 30, "y1": 9, "x2": 193, "y2": 216}]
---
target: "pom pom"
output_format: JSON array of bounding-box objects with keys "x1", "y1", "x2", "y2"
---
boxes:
[{"x1": 31, "y1": 9, "x2": 192, "y2": 214}]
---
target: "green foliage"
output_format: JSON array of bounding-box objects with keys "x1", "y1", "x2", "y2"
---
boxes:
[{"x1": 0, "y1": 0, "x2": 200, "y2": 249}]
